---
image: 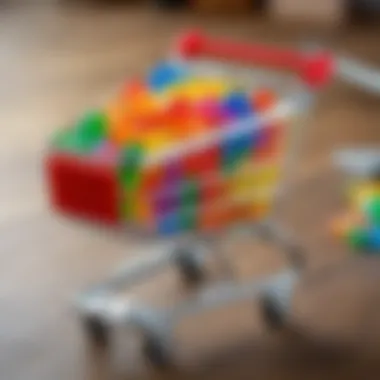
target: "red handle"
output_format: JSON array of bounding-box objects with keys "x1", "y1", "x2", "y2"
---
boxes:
[{"x1": 176, "y1": 31, "x2": 334, "y2": 89}]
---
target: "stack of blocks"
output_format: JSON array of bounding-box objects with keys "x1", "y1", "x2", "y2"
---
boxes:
[
  {"x1": 46, "y1": 60, "x2": 286, "y2": 235},
  {"x1": 331, "y1": 178, "x2": 380, "y2": 253}
]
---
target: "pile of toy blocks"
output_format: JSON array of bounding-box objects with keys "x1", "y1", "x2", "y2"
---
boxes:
[
  {"x1": 331, "y1": 151, "x2": 380, "y2": 253},
  {"x1": 46, "y1": 60, "x2": 286, "y2": 235}
]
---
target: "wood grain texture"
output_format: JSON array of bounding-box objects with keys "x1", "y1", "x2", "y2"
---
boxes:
[{"x1": 0, "y1": 3, "x2": 380, "y2": 380}]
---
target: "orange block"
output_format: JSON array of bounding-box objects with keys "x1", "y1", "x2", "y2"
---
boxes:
[
  {"x1": 199, "y1": 205, "x2": 230, "y2": 232},
  {"x1": 133, "y1": 192, "x2": 153, "y2": 227},
  {"x1": 140, "y1": 165, "x2": 163, "y2": 191},
  {"x1": 329, "y1": 211, "x2": 363, "y2": 239},
  {"x1": 109, "y1": 126, "x2": 132, "y2": 145},
  {"x1": 252, "y1": 89, "x2": 277, "y2": 112},
  {"x1": 121, "y1": 79, "x2": 148, "y2": 100},
  {"x1": 252, "y1": 201, "x2": 272, "y2": 220}
]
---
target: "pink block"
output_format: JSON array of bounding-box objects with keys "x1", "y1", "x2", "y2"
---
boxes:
[
  {"x1": 195, "y1": 98, "x2": 228, "y2": 126},
  {"x1": 92, "y1": 141, "x2": 119, "y2": 164}
]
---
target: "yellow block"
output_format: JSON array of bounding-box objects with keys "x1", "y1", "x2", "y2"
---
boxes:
[
  {"x1": 163, "y1": 78, "x2": 230, "y2": 100},
  {"x1": 350, "y1": 182, "x2": 380, "y2": 208},
  {"x1": 230, "y1": 162, "x2": 280, "y2": 193},
  {"x1": 254, "y1": 164, "x2": 280, "y2": 186},
  {"x1": 142, "y1": 131, "x2": 174, "y2": 153},
  {"x1": 228, "y1": 162, "x2": 279, "y2": 213}
]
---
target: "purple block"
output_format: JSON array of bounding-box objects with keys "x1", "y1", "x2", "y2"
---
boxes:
[
  {"x1": 153, "y1": 185, "x2": 179, "y2": 214},
  {"x1": 164, "y1": 160, "x2": 182, "y2": 184}
]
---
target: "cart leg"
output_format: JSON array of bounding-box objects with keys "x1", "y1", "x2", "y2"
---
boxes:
[
  {"x1": 111, "y1": 300, "x2": 175, "y2": 369},
  {"x1": 76, "y1": 292, "x2": 113, "y2": 347},
  {"x1": 82, "y1": 314, "x2": 109, "y2": 347},
  {"x1": 173, "y1": 241, "x2": 208, "y2": 284},
  {"x1": 142, "y1": 333, "x2": 173, "y2": 369},
  {"x1": 258, "y1": 268, "x2": 299, "y2": 330}
]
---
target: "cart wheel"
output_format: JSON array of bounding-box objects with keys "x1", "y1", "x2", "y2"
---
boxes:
[
  {"x1": 142, "y1": 336, "x2": 172, "y2": 369},
  {"x1": 82, "y1": 315, "x2": 109, "y2": 347},
  {"x1": 175, "y1": 250, "x2": 205, "y2": 284},
  {"x1": 259, "y1": 296, "x2": 287, "y2": 331}
]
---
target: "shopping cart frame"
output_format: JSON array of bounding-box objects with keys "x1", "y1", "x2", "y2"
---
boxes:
[{"x1": 75, "y1": 31, "x2": 333, "y2": 368}]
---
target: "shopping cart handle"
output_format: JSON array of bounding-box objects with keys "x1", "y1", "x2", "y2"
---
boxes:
[{"x1": 176, "y1": 30, "x2": 334, "y2": 88}]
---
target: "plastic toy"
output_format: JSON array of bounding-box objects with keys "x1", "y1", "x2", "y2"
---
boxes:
[
  {"x1": 45, "y1": 31, "x2": 334, "y2": 369},
  {"x1": 331, "y1": 148, "x2": 380, "y2": 253}
]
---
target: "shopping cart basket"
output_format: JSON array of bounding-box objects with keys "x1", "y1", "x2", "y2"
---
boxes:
[{"x1": 46, "y1": 31, "x2": 333, "y2": 368}]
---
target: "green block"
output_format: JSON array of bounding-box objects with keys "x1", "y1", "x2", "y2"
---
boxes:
[
  {"x1": 366, "y1": 196, "x2": 380, "y2": 225},
  {"x1": 120, "y1": 144, "x2": 144, "y2": 167},
  {"x1": 347, "y1": 228, "x2": 370, "y2": 251},
  {"x1": 180, "y1": 179, "x2": 199, "y2": 205},
  {"x1": 120, "y1": 169, "x2": 141, "y2": 190},
  {"x1": 53, "y1": 128, "x2": 92, "y2": 153},
  {"x1": 53, "y1": 110, "x2": 108, "y2": 154},
  {"x1": 119, "y1": 144, "x2": 144, "y2": 190},
  {"x1": 180, "y1": 207, "x2": 197, "y2": 230},
  {"x1": 222, "y1": 150, "x2": 248, "y2": 173},
  {"x1": 76, "y1": 110, "x2": 107, "y2": 142}
]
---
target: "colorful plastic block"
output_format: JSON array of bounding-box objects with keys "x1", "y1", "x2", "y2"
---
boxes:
[
  {"x1": 148, "y1": 62, "x2": 185, "y2": 91},
  {"x1": 199, "y1": 204, "x2": 228, "y2": 231},
  {"x1": 47, "y1": 153, "x2": 120, "y2": 224},
  {"x1": 222, "y1": 130, "x2": 255, "y2": 172},
  {"x1": 157, "y1": 212, "x2": 183, "y2": 235},
  {"x1": 119, "y1": 144, "x2": 144, "y2": 190},
  {"x1": 180, "y1": 179, "x2": 199, "y2": 206},
  {"x1": 252, "y1": 89, "x2": 276, "y2": 112},
  {"x1": 347, "y1": 227, "x2": 370, "y2": 251},
  {"x1": 222, "y1": 92, "x2": 251, "y2": 118},
  {"x1": 154, "y1": 186, "x2": 179, "y2": 214},
  {"x1": 183, "y1": 145, "x2": 220, "y2": 177},
  {"x1": 365, "y1": 196, "x2": 380, "y2": 225},
  {"x1": 195, "y1": 98, "x2": 226, "y2": 126},
  {"x1": 140, "y1": 165, "x2": 164, "y2": 191},
  {"x1": 255, "y1": 124, "x2": 284, "y2": 160},
  {"x1": 202, "y1": 174, "x2": 225, "y2": 198}
]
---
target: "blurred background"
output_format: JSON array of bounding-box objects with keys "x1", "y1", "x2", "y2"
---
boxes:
[{"x1": 0, "y1": 1, "x2": 379, "y2": 380}]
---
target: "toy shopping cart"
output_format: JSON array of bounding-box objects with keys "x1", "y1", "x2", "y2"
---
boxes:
[{"x1": 56, "y1": 31, "x2": 333, "y2": 368}]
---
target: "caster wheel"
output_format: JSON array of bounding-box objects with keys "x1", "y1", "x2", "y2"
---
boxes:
[
  {"x1": 175, "y1": 249, "x2": 205, "y2": 284},
  {"x1": 259, "y1": 296, "x2": 287, "y2": 331},
  {"x1": 82, "y1": 316, "x2": 109, "y2": 347},
  {"x1": 142, "y1": 337, "x2": 172, "y2": 369}
]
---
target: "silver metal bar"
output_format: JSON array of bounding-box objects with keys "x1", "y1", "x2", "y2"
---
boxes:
[
  {"x1": 166, "y1": 269, "x2": 298, "y2": 323},
  {"x1": 81, "y1": 245, "x2": 177, "y2": 297}
]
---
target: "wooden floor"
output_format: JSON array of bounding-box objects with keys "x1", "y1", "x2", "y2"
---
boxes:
[{"x1": 1, "y1": 2, "x2": 380, "y2": 380}]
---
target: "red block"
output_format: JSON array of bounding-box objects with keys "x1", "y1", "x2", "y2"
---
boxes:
[
  {"x1": 46, "y1": 153, "x2": 120, "y2": 225},
  {"x1": 200, "y1": 177, "x2": 226, "y2": 205},
  {"x1": 183, "y1": 145, "x2": 220, "y2": 177},
  {"x1": 255, "y1": 124, "x2": 284, "y2": 160}
]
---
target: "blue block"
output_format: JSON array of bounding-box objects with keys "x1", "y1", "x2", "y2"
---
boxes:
[
  {"x1": 222, "y1": 129, "x2": 256, "y2": 161},
  {"x1": 222, "y1": 92, "x2": 252, "y2": 118},
  {"x1": 148, "y1": 62, "x2": 186, "y2": 92},
  {"x1": 157, "y1": 212, "x2": 182, "y2": 236},
  {"x1": 368, "y1": 227, "x2": 380, "y2": 251}
]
